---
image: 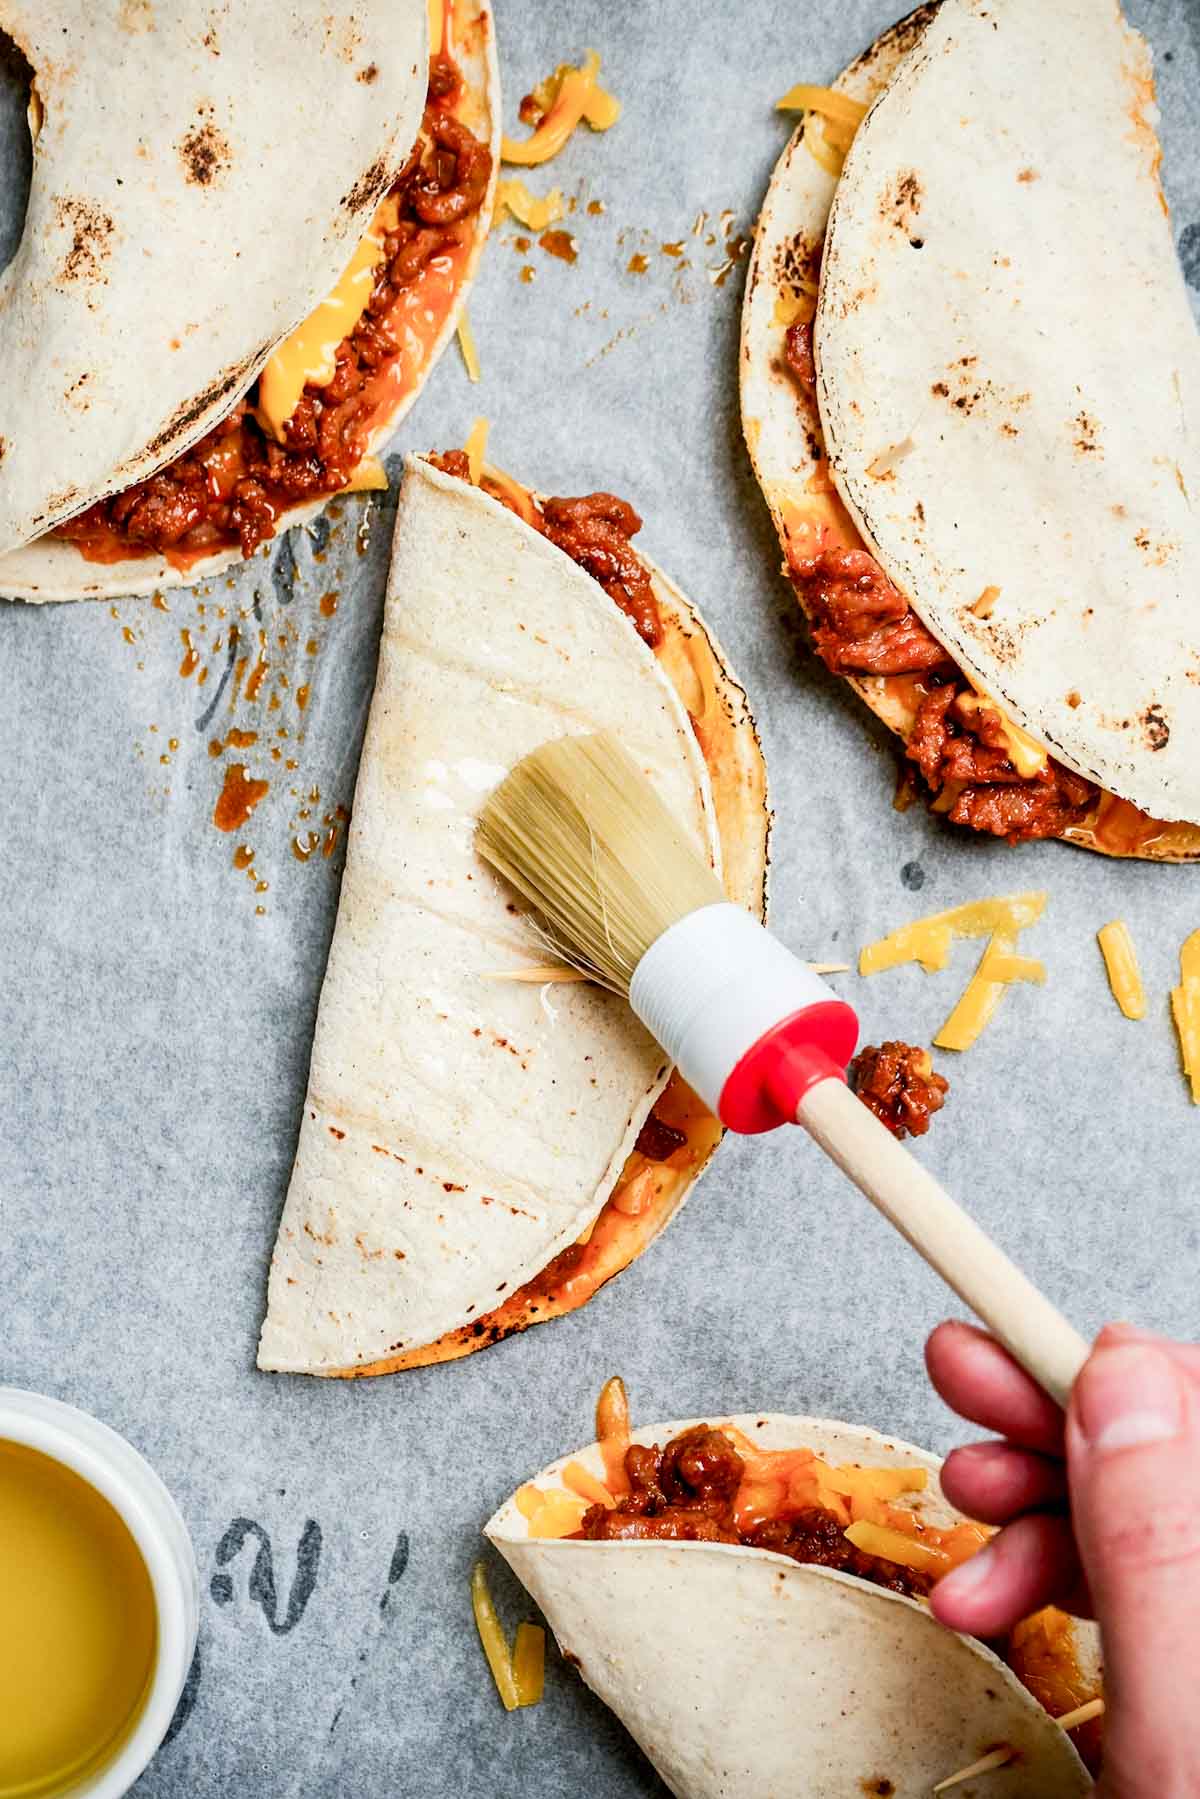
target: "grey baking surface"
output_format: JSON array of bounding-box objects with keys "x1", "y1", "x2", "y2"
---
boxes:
[{"x1": 3, "y1": 1, "x2": 1200, "y2": 1792}]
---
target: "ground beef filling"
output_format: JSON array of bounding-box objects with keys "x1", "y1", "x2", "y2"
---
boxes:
[
  {"x1": 851, "y1": 1041, "x2": 948, "y2": 1140},
  {"x1": 576, "y1": 1425, "x2": 932, "y2": 1599},
  {"x1": 56, "y1": 58, "x2": 491, "y2": 564},
  {"x1": 787, "y1": 545, "x2": 1095, "y2": 840},
  {"x1": 909, "y1": 685, "x2": 1096, "y2": 840}
]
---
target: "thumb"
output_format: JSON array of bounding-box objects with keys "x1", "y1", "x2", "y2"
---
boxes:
[{"x1": 1067, "y1": 1337, "x2": 1200, "y2": 1796}]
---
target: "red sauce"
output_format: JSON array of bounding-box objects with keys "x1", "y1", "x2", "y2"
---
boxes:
[{"x1": 213, "y1": 765, "x2": 269, "y2": 834}]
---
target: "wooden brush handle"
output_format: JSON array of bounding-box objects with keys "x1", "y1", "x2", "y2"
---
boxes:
[{"x1": 796, "y1": 1078, "x2": 1089, "y2": 1408}]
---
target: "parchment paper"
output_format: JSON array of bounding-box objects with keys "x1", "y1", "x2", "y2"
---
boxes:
[{"x1": 2, "y1": 3, "x2": 1199, "y2": 1793}]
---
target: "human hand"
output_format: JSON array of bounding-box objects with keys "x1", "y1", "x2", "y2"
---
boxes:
[{"x1": 925, "y1": 1320, "x2": 1200, "y2": 1798}]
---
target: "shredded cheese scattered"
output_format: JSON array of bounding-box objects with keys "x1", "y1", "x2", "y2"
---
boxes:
[
  {"x1": 844, "y1": 1519, "x2": 952, "y2": 1574},
  {"x1": 258, "y1": 197, "x2": 398, "y2": 441},
  {"x1": 28, "y1": 87, "x2": 43, "y2": 144},
  {"x1": 955, "y1": 689, "x2": 1049, "y2": 779},
  {"x1": 561, "y1": 1461, "x2": 616, "y2": 1509},
  {"x1": 339, "y1": 456, "x2": 388, "y2": 494},
  {"x1": 471, "y1": 1562, "x2": 520, "y2": 1711},
  {"x1": 773, "y1": 291, "x2": 816, "y2": 329},
  {"x1": 972, "y1": 585, "x2": 1001, "y2": 618},
  {"x1": 481, "y1": 466, "x2": 540, "y2": 526},
  {"x1": 471, "y1": 1563, "x2": 545, "y2": 1711},
  {"x1": 596, "y1": 1375, "x2": 632, "y2": 1497},
  {"x1": 511, "y1": 1623, "x2": 545, "y2": 1707},
  {"x1": 934, "y1": 930, "x2": 1044, "y2": 1052},
  {"x1": 494, "y1": 177, "x2": 565, "y2": 231},
  {"x1": 457, "y1": 310, "x2": 481, "y2": 383},
  {"x1": 1098, "y1": 920, "x2": 1145, "y2": 1020},
  {"x1": 804, "y1": 126, "x2": 846, "y2": 177},
  {"x1": 502, "y1": 52, "x2": 620, "y2": 166},
  {"x1": 516, "y1": 1486, "x2": 589, "y2": 1539},
  {"x1": 860, "y1": 893, "x2": 1047, "y2": 976},
  {"x1": 1171, "y1": 929, "x2": 1200, "y2": 1103},
  {"x1": 464, "y1": 416, "x2": 490, "y2": 486},
  {"x1": 775, "y1": 84, "x2": 868, "y2": 130}
]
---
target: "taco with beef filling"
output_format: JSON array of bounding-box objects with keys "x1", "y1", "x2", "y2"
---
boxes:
[
  {"x1": 741, "y1": 0, "x2": 1200, "y2": 859},
  {"x1": 256, "y1": 454, "x2": 769, "y2": 1376},
  {"x1": 0, "y1": 0, "x2": 498, "y2": 601},
  {"x1": 487, "y1": 1390, "x2": 1102, "y2": 1796}
]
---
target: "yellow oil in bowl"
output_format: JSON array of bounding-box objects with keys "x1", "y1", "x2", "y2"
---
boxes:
[{"x1": 0, "y1": 1441, "x2": 157, "y2": 1797}]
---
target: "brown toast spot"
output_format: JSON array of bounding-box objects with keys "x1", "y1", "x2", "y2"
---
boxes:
[
  {"x1": 1074, "y1": 410, "x2": 1101, "y2": 455},
  {"x1": 342, "y1": 152, "x2": 389, "y2": 214},
  {"x1": 1017, "y1": 166, "x2": 1038, "y2": 182},
  {"x1": 179, "y1": 112, "x2": 231, "y2": 185},
  {"x1": 118, "y1": 0, "x2": 153, "y2": 30},
  {"x1": 357, "y1": 61, "x2": 378, "y2": 83},
  {"x1": 882, "y1": 169, "x2": 922, "y2": 234},
  {"x1": 1142, "y1": 703, "x2": 1170, "y2": 750},
  {"x1": 53, "y1": 196, "x2": 115, "y2": 289}
]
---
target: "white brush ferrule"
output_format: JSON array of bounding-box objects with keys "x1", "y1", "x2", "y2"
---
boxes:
[{"x1": 629, "y1": 903, "x2": 849, "y2": 1122}]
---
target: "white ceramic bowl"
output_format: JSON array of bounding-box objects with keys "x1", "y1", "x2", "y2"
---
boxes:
[{"x1": 0, "y1": 1387, "x2": 199, "y2": 1798}]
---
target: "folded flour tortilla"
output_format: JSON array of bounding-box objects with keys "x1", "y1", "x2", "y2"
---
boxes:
[
  {"x1": 488, "y1": 1412, "x2": 1096, "y2": 1798},
  {"x1": 258, "y1": 458, "x2": 768, "y2": 1375},
  {"x1": 0, "y1": 0, "x2": 498, "y2": 601},
  {"x1": 742, "y1": 0, "x2": 1200, "y2": 857}
]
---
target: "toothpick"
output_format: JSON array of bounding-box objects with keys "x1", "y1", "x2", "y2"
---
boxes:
[
  {"x1": 484, "y1": 961, "x2": 851, "y2": 984},
  {"x1": 932, "y1": 1698, "x2": 1104, "y2": 1791}
]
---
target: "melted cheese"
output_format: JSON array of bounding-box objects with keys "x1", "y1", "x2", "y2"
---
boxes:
[
  {"x1": 258, "y1": 196, "x2": 398, "y2": 441},
  {"x1": 955, "y1": 689, "x2": 1049, "y2": 779},
  {"x1": 464, "y1": 415, "x2": 490, "y2": 485},
  {"x1": 1171, "y1": 929, "x2": 1200, "y2": 1103},
  {"x1": 339, "y1": 455, "x2": 388, "y2": 493},
  {"x1": 427, "y1": 0, "x2": 445, "y2": 56},
  {"x1": 1097, "y1": 920, "x2": 1146, "y2": 1020},
  {"x1": 493, "y1": 176, "x2": 565, "y2": 230},
  {"x1": 501, "y1": 51, "x2": 619, "y2": 165},
  {"x1": 457, "y1": 309, "x2": 481, "y2": 382}
]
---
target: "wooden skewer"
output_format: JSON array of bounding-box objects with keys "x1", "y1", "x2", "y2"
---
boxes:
[{"x1": 932, "y1": 1699, "x2": 1105, "y2": 1791}]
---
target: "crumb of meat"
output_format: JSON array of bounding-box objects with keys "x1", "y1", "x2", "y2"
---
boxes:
[{"x1": 851, "y1": 1041, "x2": 948, "y2": 1140}]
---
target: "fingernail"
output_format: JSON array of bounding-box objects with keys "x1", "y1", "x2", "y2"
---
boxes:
[{"x1": 1076, "y1": 1345, "x2": 1184, "y2": 1452}]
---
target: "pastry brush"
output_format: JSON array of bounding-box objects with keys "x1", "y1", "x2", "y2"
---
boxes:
[{"x1": 477, "y1": 730, "x2": 1088, "y2": 1407}]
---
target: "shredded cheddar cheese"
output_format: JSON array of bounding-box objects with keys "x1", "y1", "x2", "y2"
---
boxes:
[
  {"x1": 258, "y1": 196, "x2": 398, "y2": 440},
  {"x1": 481, "y1": 466, "x2": 540, "y2": 526},
  {"x1": 339, "y1": 455, "x2": 388, "y2": 494},
  {"x1": 502, "y1": 52, "x2": 620, "y2": 166},
  {"x1": 844, "y1": 1519, "x2": 952, "y2": 1575},
  {"x1": 427, "y1": 0, "x2": 445, "y2": 57},
  {"x1": 776, "y1": 84, "x2": 868, "y2": 130},
  {"x1": 471, "y1": 1562, "x2": 520, "y2": 1711},
  {"x1": 860, "y1": 893, "x2": 1047, "y2": 977},
  {"x1": 494, "y1": 176, "x2": 566, "y2": 231},
  {"x1": 596, "y1": 1375, "x2": 632, "y2": 1497},
  {"x1": 28, "y1": 87, "x2": 43, "y2": 144},
  {"x1": 561, "y1": 1461, "x2": 616, "y2": 1509},
  {"x1": 464, "y1": 416, "x2": 490, "y2": 486},
  {"x1": 512, "y1": 1623, "x2": 546, "y2": 1707},
  {"x1": 1171, "y1": 930, "x2": 1200, "y2": 1103},
  {"x1": 956, "y1": 689, "x2": 1049, "y2": 779},
  {"x1": 934, "y1": 931, "x2": 1024, "y2": 1051},
  {"x1": 518, "y1": 1487, "x2": 590, "y2": 1539},
  {"x1": 457, "y1": 310, "x2": 481, "y2": 383},
  {"x1": 1098, "y1": 920, "x2": 1145, "y2": 1020}
]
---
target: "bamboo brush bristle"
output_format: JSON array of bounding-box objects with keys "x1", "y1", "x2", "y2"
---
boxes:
[{"x1": 476, "y1": 732, "x2": 725, "y2": 996}]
